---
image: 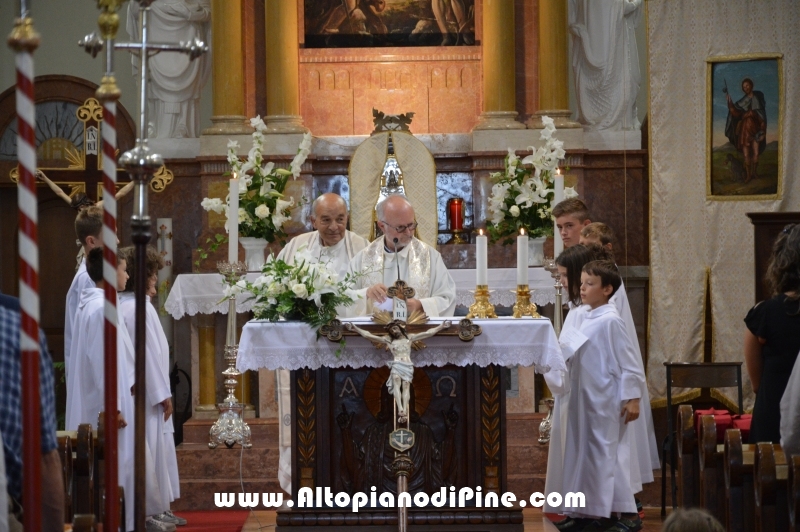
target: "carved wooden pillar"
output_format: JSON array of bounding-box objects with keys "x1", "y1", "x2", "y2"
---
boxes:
[
  {"x1": 474, "y1": 0, "x2": 524, "y2": 130},
  {"x1": 528, "y1": 0, "x2": 580, "y2": 129},
  {"x1": 264, "y1": 0, "x2": 305, "y2": 133},
  {"x1": 204, "y1": 0, "x2": 252, "y2": 134}
]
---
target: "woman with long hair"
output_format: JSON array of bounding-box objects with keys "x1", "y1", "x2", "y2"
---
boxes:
[{"x1": 744, "y1": 223, "x2": 800, "y2": 443}]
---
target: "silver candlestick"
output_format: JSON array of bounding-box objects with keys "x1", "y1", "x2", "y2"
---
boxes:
[
  {"x1": 209, "y1": 261, "x2": 252, "y2": 449},
  {"x1": 539, "y1": 258, "x2": 564, "y2": 444}
]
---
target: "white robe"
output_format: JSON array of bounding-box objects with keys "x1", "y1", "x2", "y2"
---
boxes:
[
  {"x1": 274, "y1": 230, "x2": 368, "y2": 494},
  {"x1": 561, "y1": 304, "x2": 645, "y2": 518},
  {"x1": 346, "y1": 238, "x2": 457, "y2": 317},
  {"x1": 64, "y1": 258, "x2": 95, "y2": 383},
  {"x1": 780, "y1": 348, "x2": 800, "y2": 459},
  {"x1": 544, "y1": 282, "x2": 659, "y2": 514},
  {"x1": 65, "y1": 288, "x2": 166, "y2": 530},
  {"x1": 119, "y1": 292, "x2": 180, "y2": 506}
]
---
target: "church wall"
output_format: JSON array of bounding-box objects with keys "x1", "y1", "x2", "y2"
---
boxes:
[
  {"x1": 0, "y1": 0, "x2": 213, "y2": 136},
  {"x1": 647, "y1": 0, "x2": 800, "y2": 410}
]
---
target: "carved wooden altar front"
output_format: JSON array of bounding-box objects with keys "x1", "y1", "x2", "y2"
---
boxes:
[{"x1": 282, "y1": 365, "x2": 523, "y2": 531}]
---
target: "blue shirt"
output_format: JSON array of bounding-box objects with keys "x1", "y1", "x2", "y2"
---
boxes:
[{"x1": 0, "y1": 296, "x2": 58, "y2": 501}]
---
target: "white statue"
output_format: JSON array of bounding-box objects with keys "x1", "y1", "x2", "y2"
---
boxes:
[
  {"x1": 127, "y1": 0, "x2": 211, "y2": 138},
  {"x1": 345, "y1": 320, "x2": 451, "y2": 423},
  {"x1": 569, "y1": 0, "x2": 643, "y2": 131}
]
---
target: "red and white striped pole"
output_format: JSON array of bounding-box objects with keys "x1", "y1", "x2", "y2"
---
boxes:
[
  {"x1": 8, "y1": 6, "x2": 42, "y2": 532},
  {"x1": 95, "y1": 3, "x2": 124, "y2": 530}
]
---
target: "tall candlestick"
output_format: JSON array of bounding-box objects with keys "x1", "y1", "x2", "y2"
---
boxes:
[
  {"x1": 228, "y1": 176, "x2": 239, "y2": 262},
  {"x1": 517, "y1": 229, "x2": 529, "y2": 285},
  {"x1": 553, "y1": 168, "x2": 564, "y2": 256},
  {"x1": 476, "y1": 229, "x2": 488, "y2": 285}
]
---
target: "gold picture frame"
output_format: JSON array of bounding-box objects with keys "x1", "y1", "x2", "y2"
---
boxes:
[{"x1": 705, "y1": 53, "x2": 783, "y2": 200}]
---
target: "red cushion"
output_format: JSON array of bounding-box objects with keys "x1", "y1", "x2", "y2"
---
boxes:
[
  {"x1": 694, "y1": 408, "x2": 732, "y2": 443},
  {"x1": 732, "y1": 414, "x2": 752, "y2": 441}
]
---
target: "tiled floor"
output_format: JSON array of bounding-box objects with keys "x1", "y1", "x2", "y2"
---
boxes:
[{"x1": 241, "y1": 507, "x2": 670, "y2": 531}]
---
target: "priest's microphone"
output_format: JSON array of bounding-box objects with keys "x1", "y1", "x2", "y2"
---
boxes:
[{"x1": 393, "y1": 237, "x2": 401, "y2": 282}]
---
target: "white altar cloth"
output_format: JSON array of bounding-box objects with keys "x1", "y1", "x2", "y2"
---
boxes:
[
  {"x1": 236, "y1": 317, "x2": 564, "y2": 374},
  {"x1": 165, "y1": 268, "x2": 556, "y2": 319}
]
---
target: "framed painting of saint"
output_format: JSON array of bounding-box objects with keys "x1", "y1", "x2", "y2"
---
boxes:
[
  {"x1": 303, "y1": 0, "x2": 476, "y2": 48},
  {"x1": 706, "y1": 54, "x2": 783, "y2": 200}
]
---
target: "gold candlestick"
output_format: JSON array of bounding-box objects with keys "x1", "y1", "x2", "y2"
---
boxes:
[
  {"x1": 512, "y1": 285, "x2": 540, "y2": 318},
  {"x1": 467, "y1": 285, "x2": 497, "y2": 319}
]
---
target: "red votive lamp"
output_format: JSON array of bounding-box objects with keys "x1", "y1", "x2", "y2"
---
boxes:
[{"x1": 448, "y1": 197, "x2": 464, "y2": 231}]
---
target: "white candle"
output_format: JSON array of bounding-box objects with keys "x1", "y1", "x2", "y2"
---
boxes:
[
  {"x1": 228, "y1": 176, "x2": 239, "y2": 263},
  {"x1": 476, "y1": 229, "x2": 488, "y2": 286},
  {"x1": 553, "y1": 168, "x2": 564, "y2": 256},
  {"x1": 517, "y1": 228, "x2": 528, "y2": 285}
]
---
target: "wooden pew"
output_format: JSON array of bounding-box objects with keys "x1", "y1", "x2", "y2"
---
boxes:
[
  {"x1": 57, "y1": 434, "x2": 74, "y2": 523},
  {"x1": 725, "y1": 429, "x2": 756, "y2": 532},
  {"x1": 754, "y1": 442, "x2": 788, "y2": 532},
  {"x1": 71, "y1": 514, "x2": 94, "y2": 532},
  {"x1": 699, "y1": 415, "x2": 726, "y2": 524},
  {"x1": 94, "y1": 412, "x2": 106, "y2": 525},
  {"x1": 789, "y1": 455, "x2": 800, "y2": 532},
  {"x1": 74, "y1": 423, "x2": 94, "y2": 516},
  {"x1": 676, "y1": 405, "x2": 700, "y2": 508}
]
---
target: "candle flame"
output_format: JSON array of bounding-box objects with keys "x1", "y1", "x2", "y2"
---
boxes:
[
  {"x1": 556, "y1": 168, "x2": 561, "y2": 176},
  {"x1": 520, "y1": 228, "x2": 526, "y2": 236},
  {"x1": 479, "y1": 228, "x2": 484, "y2": 236}
]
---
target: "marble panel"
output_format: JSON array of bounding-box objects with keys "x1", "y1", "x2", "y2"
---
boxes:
[
  {"x1": 515, "y1": 0, "x2": 539, "y2": 122},
  {"x1": 313, "y1": 174, "x2": 351, "y2": 207},
  {"x1": 352, "y1": 85, "x2": 430, "y2": 134},
  {"x1": 436, "y1": 172, "x2": 474, "y2": 231},
  {"x1": 429, "y1": 87, "x2": 480, "y2": 134}
]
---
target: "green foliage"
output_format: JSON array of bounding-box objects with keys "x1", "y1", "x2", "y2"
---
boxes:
[{"x1": 194, "y1": 233, "x2": 228, "y2": 271}]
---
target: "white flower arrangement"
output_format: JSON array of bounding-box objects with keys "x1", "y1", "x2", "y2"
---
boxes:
[
  {"x1": 202, "y1": 116, "x2": 312, "y2": 244},
  {"x1": 487, "y1": 116, "x2": 578, "y2": 242}
]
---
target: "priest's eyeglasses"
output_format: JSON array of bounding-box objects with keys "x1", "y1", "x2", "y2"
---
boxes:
[{"x1": 381, "y1": 220, "x2": 417, "y2": 233}]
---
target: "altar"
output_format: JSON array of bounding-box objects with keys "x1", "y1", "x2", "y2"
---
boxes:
[{"x1": 237, "y1": 317, "x2": 561, "y2": 531}]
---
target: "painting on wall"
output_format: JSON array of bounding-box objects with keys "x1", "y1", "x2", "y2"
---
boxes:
[
  {"x1": 706, "y1": 54, "x2": 782, "y2": 199},
  {"x1": 303, "y1": 0, "x2": 475, "y2": 48}
]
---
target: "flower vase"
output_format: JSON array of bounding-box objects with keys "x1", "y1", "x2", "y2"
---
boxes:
[
  {"x1": 528, "y1": 236, "x2": 547, "y2": 267},
  {"x1": 240, "y1": 237, "x2": 268, "y2": 271}
]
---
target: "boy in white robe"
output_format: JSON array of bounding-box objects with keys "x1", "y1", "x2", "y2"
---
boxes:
[
  {"x1": 64, "y1": 205, "x2": 103, "y2": 383},
  {"x1": 560, "y1": 260, "x2": 645, "y2": 531},
  {"x1": 66, "y1": 248, "x2": 171, "y2": 532},
  {"x1": 119, "y1": 246, "x2": 186, "y2": 528}
]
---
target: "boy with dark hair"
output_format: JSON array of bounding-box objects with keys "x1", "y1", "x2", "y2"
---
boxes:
[
  {"x1": 580, "y1": 222, "x2": 616, "y2": 251},
  {"x1": 64, "y1": 205, "x2": 103, "y2": 384},
  {"x1": 552, "y1": 198, "x2": 592, "y2": 248},
  {"x1": 558, "y1": 260, "x2": 644, "y2": 532}
]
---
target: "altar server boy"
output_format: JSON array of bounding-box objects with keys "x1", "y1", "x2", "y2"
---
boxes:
[
  {"x1": 119, "y1": 246, "x2": 186, "y2": 527},
  {"x1": 66, "y1": 247, "x2": 170, "y2": 532},
  {"x1": 560, "y1": 260, "x2": 645, "y2": 532}
]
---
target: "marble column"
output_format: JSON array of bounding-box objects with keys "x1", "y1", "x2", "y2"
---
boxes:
[
  {"x1": 264, "y1": 0, "x2": 305, "y2": 133},
  {"x1": 203, "y1": 0, "x2": 252, "y2": 135},
  {"x1": 528, "y1": 0, "x2": 580, "y2": 129},
  {"x1": 473, "y1": 0, "x2": 525, "y2": 130}
]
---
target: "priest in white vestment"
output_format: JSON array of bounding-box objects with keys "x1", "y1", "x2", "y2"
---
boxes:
[
  {"x1": 346, "y1": 194, "x2": 457, "y2": 318},
  {"x1": 274, "y1": 193, "x2": 368, "y2": 493}
]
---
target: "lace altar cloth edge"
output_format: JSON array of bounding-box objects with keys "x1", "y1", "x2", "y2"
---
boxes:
[{"x1": 236, "y1": 317, "x2": 565, "y2": 374}]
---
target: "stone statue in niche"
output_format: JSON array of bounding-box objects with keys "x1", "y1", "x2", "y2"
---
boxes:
[
  {"x1": 336, "y1": 367, "x2": 459, "y2": 494},
  {"x1": 126, "y1": 0, "x2": 211, "y2": 138},
  {"x1": 569, "y1": 0, "x2": 643, "y2": 131}
]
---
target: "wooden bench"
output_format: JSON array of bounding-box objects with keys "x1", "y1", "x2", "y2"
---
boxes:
[
  {"x1": 789, "y1": 455, "x2": 800, "y2": 532},
  {"x1": 73, "y1": 423, "x2": 95, "y2": 516},
  {"x1": 676, "y1": 405, "x2": 700, "y2": 508},
  {"x1": 724, "y1": 429, "x2": 756, "y2": 532},
  {"x1": 57, "y1": 434, "x2": 74, "y2": 523},
  {"x1": 699, "y1": 415, "x2": 726, "y2": 524},
  {"x1": 754, "y1": 442, "x2": 788, "y2": 531}
]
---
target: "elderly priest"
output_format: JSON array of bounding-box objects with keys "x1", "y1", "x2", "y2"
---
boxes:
[
  {"x1": 346, "y1": 193, "x2": 457, "y2": 317},
  {"x1": 276, "y1": 193, "x2": 369, "y2": 277},
  {"x1": 274, "y1": 192, "x2": 368, "y2": 494}
]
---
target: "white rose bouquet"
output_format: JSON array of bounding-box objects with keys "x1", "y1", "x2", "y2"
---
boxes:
[
  {"x1": 486, "y1": 116, "x2": 578, "y2": 243},
  {"x1": 240, "y1": 245, "x2": 360, "y2": 331},
  {"x1": 201, "y1": 116, "x2": 312, "y2": 244}
]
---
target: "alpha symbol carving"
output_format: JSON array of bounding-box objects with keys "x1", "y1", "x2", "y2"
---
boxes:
[{"x1": 339, "y1": 377, "x2": 360, "y2": 398}]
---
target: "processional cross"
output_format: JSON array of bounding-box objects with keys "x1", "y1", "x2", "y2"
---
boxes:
[{"x1": 79, "y1": 2, "x2": 207, "y2": 529}]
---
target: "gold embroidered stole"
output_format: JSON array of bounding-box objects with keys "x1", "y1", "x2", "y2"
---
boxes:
[{"x1": 361, "y1": 238, "x2": 431, "y2": 299}]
